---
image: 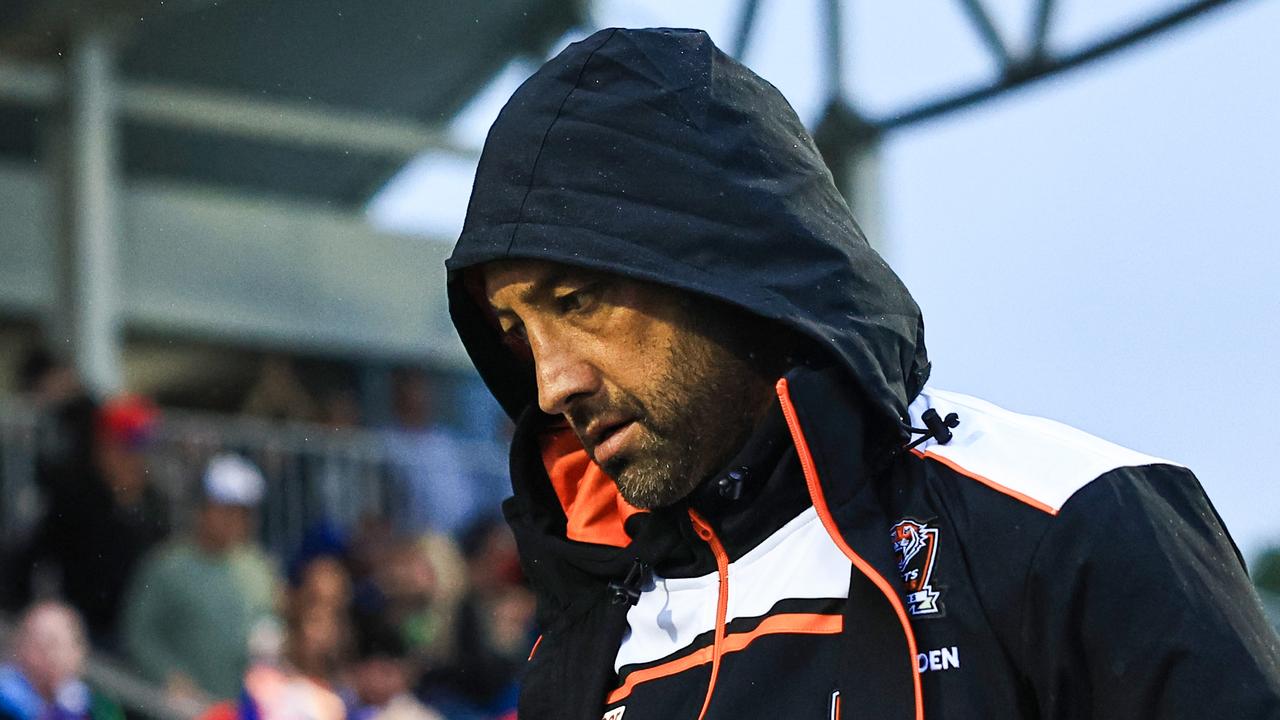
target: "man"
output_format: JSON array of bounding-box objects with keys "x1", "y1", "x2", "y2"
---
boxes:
[
  {"x1": 0, "y1": 601, "x2": 123, "y2": 720},
  {"x1": 20, "y1": 394, "x2": 169, "y2": 648},
  {"x1": 445, "y1": 28, "x2": 1280, "y2": 720},
  {"x1": 123, "y1": 454, "x2": 278, "y2": 703}
]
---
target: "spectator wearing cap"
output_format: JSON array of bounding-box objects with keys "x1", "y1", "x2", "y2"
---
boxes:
[
  {"x1": 0, "y1": 601, "x2": 123, "y2": 720},
  {"x1": 17, "y1": 395, "x2": 170, "y2": 648},
  {"x1": 122, "y1": 454, "x2": 280, "y2": 705}
]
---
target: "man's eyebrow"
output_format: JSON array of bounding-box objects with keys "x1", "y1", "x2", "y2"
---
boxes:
[{"x1": 499, "y1": 267, "x2": 576, "y2": 309}]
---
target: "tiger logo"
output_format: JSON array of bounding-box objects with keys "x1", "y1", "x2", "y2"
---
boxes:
[{"x1": 891, "y1": 518, "x2": 943, "y2": 616}]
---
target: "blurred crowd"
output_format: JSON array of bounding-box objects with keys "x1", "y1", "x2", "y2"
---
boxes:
[{"x1": 1, "y1": 349, "x2": 532, "y2": 720}]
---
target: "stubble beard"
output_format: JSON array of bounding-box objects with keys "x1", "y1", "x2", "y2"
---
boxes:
[{"x1": 584, "y1": 320, "x2": 774, "y2": 510}]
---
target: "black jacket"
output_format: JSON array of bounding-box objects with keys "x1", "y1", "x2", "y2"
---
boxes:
[{"x1": 446, "y1": 27, "x2": 1280, "y2": 719}]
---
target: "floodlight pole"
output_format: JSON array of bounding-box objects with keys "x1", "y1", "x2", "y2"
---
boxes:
[
  {"x1": 843, "y1": 139, "x2": 885, "y2": 256},
  {"x1": 813, "y1": 98, "x2": 887, "y2": 256},
  {"x1": 815, "y1": 0, "x2": 887, "y2": 256},
  {"x1": 57, "y1": 26, "x2": 124, "y2": 396}
]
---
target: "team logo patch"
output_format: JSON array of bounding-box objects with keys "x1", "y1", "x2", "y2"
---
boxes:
[
  {"x1": 891, "y1": 518, "x2": 944, "y2": 616},
  {"x1": 602, "y1": 707, "x2": 625, "y2": 720}
]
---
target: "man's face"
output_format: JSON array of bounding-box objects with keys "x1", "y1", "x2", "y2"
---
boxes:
[
  {"x1": 197, "y1": 503, "x2": 252, "y2": 554},
  {"x1": 483, "y1": 259, "x2": 775, "y2": 509},
  {"x1": 17, "y1": 604, "x2": 87, "y2": 696},
  {"x1": 96, "y1": 440, "x2": 148, "y2": 500}
]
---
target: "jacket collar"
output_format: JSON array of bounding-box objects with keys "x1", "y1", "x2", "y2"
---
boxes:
[
  {"x1": 776, "y1": 363, "x2": 908, "y2": 599},
  {"x1": 683, "y1": 399, "x2": 810, "y2": 564}
]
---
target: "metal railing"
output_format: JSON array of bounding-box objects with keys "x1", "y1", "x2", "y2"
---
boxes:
[{"x1": 0, "y1": 399, "x2": 509, "y2": 557}]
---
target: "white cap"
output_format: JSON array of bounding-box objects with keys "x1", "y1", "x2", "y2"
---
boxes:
[{"x1": 202, "y1": 453, "x2": 266, "y2": 506}]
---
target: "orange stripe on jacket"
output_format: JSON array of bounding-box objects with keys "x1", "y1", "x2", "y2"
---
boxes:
[
  {"x1": 688, "y1": 510, "x2": 730, "y2": 720},
  {"x1": 909, "y1": 447, "x2": 1058, "y2": 515},
  {"x1": 606, "y1": 613, "x2": 843, "y2": 704},
  {"x1": 776, "y1": 378, "x2": 925, "y2": 720}
]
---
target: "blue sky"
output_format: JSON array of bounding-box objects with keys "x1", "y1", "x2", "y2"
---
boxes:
[{"x1": 369, "y1": 1, "x2": 1280, "y2": 559}]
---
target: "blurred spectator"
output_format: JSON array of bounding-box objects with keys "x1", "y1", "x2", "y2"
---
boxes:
[
  {"x1": 196, "y1": 548, "x2": 353, "y2": 720},
  {"x1": 286, "y1": 522, "x2": 351, "y2": 610},
  {"x1": 15, "y1": 349, "x2": 95, "y2": 484},
  {"x1": 319, "y1": 386, "x2": 362, "y2": 431},
  {"x1": 358, "y1": 532, "x2": 465, "y2": 671},
  {"x1": 284, "y1": 525, "x2": 354, "y2": 683},
  {"x1": 0, "y1": 601, "x2": 123, "y2": 720},
  {"x1": 18, "y1": 395, "x2": 169, "y2": 648},
  {"x1": 420, "y1": 518, "x2": 533, "y2": 718},
  {"x1": 343, "y1": 616, "x2": 443, "y2": 720},
  {"x1": 406, "y1": 534, "x2": 467, "y2": 668},
  {"x1": 122, "y1": 454, "x2": 279, "y2": 704},
  {"x1": 344, "y1": 526, "x2": 465, "y2": 720},
  {"x1": 291, "y1": 555, "x2": 351, "y2": 626},
  {"x1": 247, "y1": 551, "x2": 353, "y2": 719},
  {"x1": 284, "y1": 600, "x2": 348, "y2": 688},
  {"x1": 16, "y1": 348, "x2": 84, "y2": 413},
  {"x1": 3, "y1": 348, "x2": 97, "y2": 613},
  {"x1": 384, "y1": 369, "x2": 474, "y2": 535},
  {"x1": 233, "y1": 662, "x2": 345, "y2": 720},
  {"x1": 241, "y1": 356, "x2": 316, "y2": 422}
]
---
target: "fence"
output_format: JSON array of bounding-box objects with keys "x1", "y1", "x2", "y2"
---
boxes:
[{"x1": 0, "y1": 399, "x2": 509, "y2": 559}]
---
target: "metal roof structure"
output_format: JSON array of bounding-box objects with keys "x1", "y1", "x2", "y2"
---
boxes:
[
  {"x1": 0, "y1": 0, "x2": 585, "y2": 396},
  {"x1": 0, "y1": 0, "x2": 582, "y2": 206}
]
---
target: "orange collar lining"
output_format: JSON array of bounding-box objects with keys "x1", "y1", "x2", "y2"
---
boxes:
[{"x1": 539, "y1": 427, "x2": 640, "y2": 547}]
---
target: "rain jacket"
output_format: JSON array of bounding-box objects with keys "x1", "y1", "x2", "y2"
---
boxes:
[{"x1": 446, "y1": 27, "x2": 1280, "y2": 720}]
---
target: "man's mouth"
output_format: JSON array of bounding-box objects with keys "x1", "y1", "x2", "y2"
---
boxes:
[{"x1": 585, "y1": 417, "x2": 640, "y2": 467}]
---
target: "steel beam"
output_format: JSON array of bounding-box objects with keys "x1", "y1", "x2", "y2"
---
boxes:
[
  {"x1": 731, "y1": 0, "x2": 762, "y2": 60},
  {"x1": 62, "y1": 27, "x2": 124, "y2": 395},
  {"x1": 0, "y1": 57, "x2": 477, "y2": 161},
  {"x1": 877, "y1": 0, "x2": 1249, "y2": 131},
  {"x1": 120, "y1": 82, "x2": 475, "y2": 159},
  {"x1": 956, "y1": 0, "x2": 1014, "y2": 70},
  {"x1": 1029, "y1": 0, "x2": 1057, "y2": 61}
]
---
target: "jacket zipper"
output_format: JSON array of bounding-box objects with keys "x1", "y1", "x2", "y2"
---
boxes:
[
  {"x1": 687, "y1": 508, "x2": 729, "y2": 720},
  {"x1": 776, "y1": 377, "x2": 925, "y2": 720}
]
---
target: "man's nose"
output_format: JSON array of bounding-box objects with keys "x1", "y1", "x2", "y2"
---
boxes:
[{"x1": 531, "y1": 340, "x2": 600, "y2": 416}]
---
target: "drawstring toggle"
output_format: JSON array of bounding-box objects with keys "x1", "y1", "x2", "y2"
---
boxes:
[{"x1": 902, "y1": 408, "x2": 960, "y2": 453}]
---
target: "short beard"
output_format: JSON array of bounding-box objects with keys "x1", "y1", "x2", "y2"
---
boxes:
[{"x1": 576, "y1": 306, "x2": 779, "y2": 509}]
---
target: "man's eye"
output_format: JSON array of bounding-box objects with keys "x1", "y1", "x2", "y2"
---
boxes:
[
  {"x1": 555, "y1": 286, "x2": 596, "y2": 314},
  {"x1": 501, "y1": 322, "x2": 527, "y2": 342}
]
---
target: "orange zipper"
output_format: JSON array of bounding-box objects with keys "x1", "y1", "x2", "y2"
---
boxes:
[
  {"x1": 776, "y1": 377, "x2": 925, "y2": 720},
  {"x1": 687, "y1": 508, "x2": 729, "y2": 720}
]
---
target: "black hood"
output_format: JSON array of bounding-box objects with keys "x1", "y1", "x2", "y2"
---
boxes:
[{"x1": 446, "y1": 27, "x2": 929, "y2": 433}]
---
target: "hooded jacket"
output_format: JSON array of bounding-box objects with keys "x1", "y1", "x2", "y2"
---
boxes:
[{"x1": 446, "y1": 28, "x2": 1280, "y2": 720}]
